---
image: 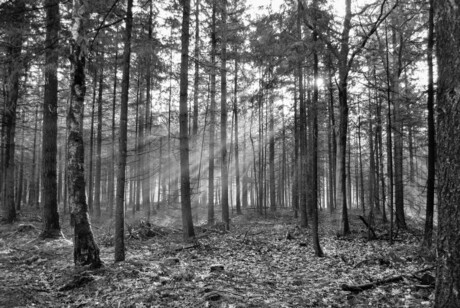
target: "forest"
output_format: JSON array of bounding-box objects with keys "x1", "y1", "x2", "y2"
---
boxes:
[{"x1": 0, "y1": 0, "x2": 459, "y2": 307}]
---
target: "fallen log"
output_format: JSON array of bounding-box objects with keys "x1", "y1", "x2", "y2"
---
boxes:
[{"x1": 341, "y1": 275, "x2": 404, "y2": 292}]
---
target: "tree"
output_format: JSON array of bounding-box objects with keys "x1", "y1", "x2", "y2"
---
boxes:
[
  {"x1": 220, "y1": 0, "x2": 230, "y2": 230},
  {"x1": 2, "y1": 0, "x2": 25, "y2": 223},
  {"x1": 434, "y1": 0, "x2": 460, "y2": 306},
  {"x1": 300, "y1": 0, "x2": 396, "y2": 235},
  {"x1": 178, "y1": 0, "x2": 195, "y2": 240},
  {"x1": 309, "y1": 0, "x2": 324, "y2": 257},
  {"x1": 423, "y1": 0, "x2": 435, "y2": 248},
  {"x1": 41, "y1": 0, "x2": 62, "y2": 239},
  {"x1": 115, "y1": 0, "x2": 134, "y2": 262},
  {"x1": 208, "y1": 1, "x2": 217, "y2": 225},
  {"x1": 94, "y1": 50, "x2": 104, "y2": 219},
  {"x1": 68, "y1": 0, "x2": 101, "y2": 267}
]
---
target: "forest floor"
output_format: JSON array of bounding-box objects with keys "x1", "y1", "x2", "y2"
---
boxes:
[{"x1": 0, "y1": 208, "x2": 436, "y2": 308}]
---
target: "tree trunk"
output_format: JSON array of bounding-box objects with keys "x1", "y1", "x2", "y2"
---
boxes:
[
  {"x1": 41, "y1": 0, "x2": 62, "y2": 238},
  {"x1": 391, "y1": 10, "x2": 406, "y2": 230},
  {"x1": 234, "y1": 55, "x2": 241, "y2": 215},
  {"x1": 208, "y1": 2, "x2": 217, "y2": 225},
  {"x1": 87, "y1": 64, "x2": 97, "y2": 215},
  {"x1": 68, "y1": 0, "x2": 101, "y2": 268},
  {"x1": 297, "y1": 0, "x2": 307, "y2": 227},
  {"x1": 192, "y1": 0, "x2": 200, "y2": 136},
  {"x1": 3, "y1": 0, "x2": 25, "y2": 223},
  {"x1": 115, "y1": 0, "x2": 133, "y2": 262},
  {"x1": 178, "y1": 0, "x2": 195, "y2": 240},
  {"x1": 269, "y1": 70, "x2": 276, "y2": 212},
  {"x1": 292, "y1": 77, "x2": 299, "y2": 217},
  {"x1": 335, "y1": 0, "x2": 352, "y2": 235},
  {"x1": 220, "y1": 0, "x2": 230, "y2": 229},
  {"x1": 310, "y1": 0, "x2": 324, "y2": 256},
  {"x1": 423, "y1": 0, "x2": 435, "y2": 248},
  {"x1": 108, "y1": 29, "x2": 118, "y2": 217},
  {"x1": 29, "y1": 107, "x2": 39, "y2": 208},
  {"x1": 94, "y1": 51, "x2": 104, "y2": 219},
  {"x1": 143, "y1": 1, "x2": 153, "y2": 217},
  {"x1": 434, "y1": 0, "x2": 460, "y2": 306}
]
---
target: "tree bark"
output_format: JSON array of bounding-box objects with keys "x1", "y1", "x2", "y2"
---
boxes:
[
  {"x1": 41, "y1": 0, "x2": 62, "y2": 238},
  {"x1": 310, "y1": 0, "x2": 324, "y2": 256},
  {"x1": 115, "y1": 0, "x2": 133, "y2": 262},
  {"x1": 434, "y1": 0, "x2": 460, "y2": 306},
  {"x1": 94, "y1": 51, "x2": 104, "y2": 219},
  {"x1": 178, "y1": 0, "x2": 195, "y2": 240},
  {"x1": 220, "y1": 0, "x2": 230, "y2": 229},
  {"x1": 192, "y1": 0, "x2": 200, "y2": 136},
  {"x1": 3, "y1": 0, "x2": 25, "y2": 223},
  {"x1": 68, "y1": 0, "x2": 101, "y2": 268},
  {"x1": 234, "y1": 55, "x2": 242, "y2": 215},
  {"x1": 208, "y1": 2, "x2": 217, "y2": 225},
  {"x1": 297, "y1": 0, "x2": 307, "y2": 227},
  {"x1": 423, "y1": 0, "x2": 435, "y2": 248}
]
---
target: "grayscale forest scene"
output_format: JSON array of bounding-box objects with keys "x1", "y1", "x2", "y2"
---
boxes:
[{"x1": 1, "y1": 0, "x2": 459, "y2": 307}]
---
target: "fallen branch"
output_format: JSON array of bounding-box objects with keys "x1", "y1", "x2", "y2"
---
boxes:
[
  {"x1": 341, "y1": 275, "x2": 404, "y2": 292},
  {"x1": 358, "y1": 215, "x2": 378, "y2": 239}
]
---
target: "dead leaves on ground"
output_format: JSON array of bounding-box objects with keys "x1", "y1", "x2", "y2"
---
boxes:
[{"x1": 0, "y1": 212, "x2": 435, "y2": 307}]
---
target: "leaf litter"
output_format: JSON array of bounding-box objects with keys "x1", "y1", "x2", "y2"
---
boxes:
[{"x1": 0, "y1": 209, "x2": 435, "y2": 307}]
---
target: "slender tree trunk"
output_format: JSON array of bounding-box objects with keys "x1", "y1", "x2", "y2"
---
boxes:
[
  {"x1": 41, "y1": 0, "x2": 62, "y2": 238},
  {"x1": 234, "y1": 55, "x2": 241, "y2": 215},
  {"x1": 115, "y1": 0, "x2": 133, "y2": 262},
  {"x1": 368, "y1": 103, "x2": 376, "y2": 240},
  {"x1": 220, "y1": 0, "x2": 230, "y2": 229},
  {"x1": 143, "y1": 1, "x2": 153, "y2": 217},
  {"x1": 269, "y1": 70, "x2": 276, "y2": 212},
  {"x1": 94, "y1": 51, "x2": 104, "y2": 219},
  {"x1": 29, "y1": 107, "x2": 39, "y2": 207},
  {"x1": 292, "y1": 77, "x2": 299, "y2": 217},
  {"x1": 423, "y1": 0, "x2": 435, "y2": 248},
  {"x1": 108, "y1": 29, "x2": 118, "y2": 217},
  {"x1": 357, "y1": 114, "x2": 365, "y2": 215},
  {"x1": 16, "y1": 126, "x2": 25, "y2": 211},
  {"x1": 391, "y1": 9, "x2": 406, "y2": 229},
  {"x1": 208, "y1": 2, "x2": 217, "y2": 225},
  {"x1": 297, "y1": 0, "x2": 307, "y2": 227},
  {"x1": 434, "y1": 0, "x2": 460, "y2": 305},
  {"x1": 192, "y1": 0, "x2": 200, "y2": 136},
  {"x1": 310, "y1": 0, "x2": 324, "y2": 256},
  {"x1": 327, "y1": 67, "x2": 336, "y2": 212},
  {"x1": 87, "y1": 64, "x2": 97, "y2": 215},
  {"x1": 68, "y1": 0, "x2": 101, "y2": 267},
  {"x1": 384, "y1": 19, "x2": 394, "y2": 243}
]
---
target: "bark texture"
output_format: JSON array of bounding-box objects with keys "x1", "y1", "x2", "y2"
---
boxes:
[
  {"x1": 115, "y1": 0, "x2": 133, "y2": 262},
  {"x1": 178, "y1": 0, "x2": 195, "y2": 240},
  {"x1": 434, "y1": 0, "x2": 460, "y2": 306},
  {"x1": 41, "y1": 0, "x2": 62, "y2": 238},
  {"x1": 68, "y1": 0, "x2": 101, "y2": 268}
]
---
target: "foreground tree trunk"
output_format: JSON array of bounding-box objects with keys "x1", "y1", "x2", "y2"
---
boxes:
[
  {"x1": 68, "y1": 0, "x2": 101, "y2": 267},
  {"x1": 310, "y1": 0, "x2": 323, "y2": 257},
  {"x1": 41, "y1": 0, "x2": 62, "y2": 238},
  {"x1": 115, "y1": 0, "x2": 133, "y2": 262},
  {"x1": 434, "y1": 0, "x2": 460, "y2": 306},
  {"x1": 3, "y1": 0, "x2": 25, "y2": 223},
  {"x1": 178, "y1": 0, "x2": 195, "y2": 240}
]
